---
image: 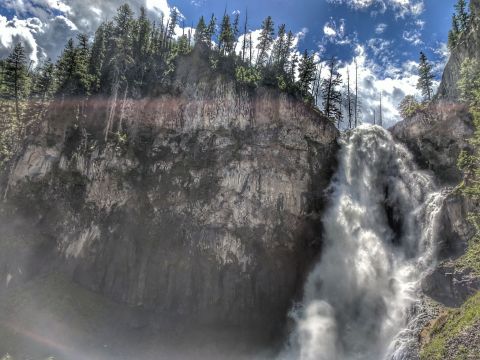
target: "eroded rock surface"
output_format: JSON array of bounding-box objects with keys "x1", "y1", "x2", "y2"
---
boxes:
[{"x1": 0, "y1": 56, "x2": 338, "y2": 343}]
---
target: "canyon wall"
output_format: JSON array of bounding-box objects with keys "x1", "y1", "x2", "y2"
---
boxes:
[{"x1": 0, "y1": 51, "x2": 339, "y2": 345}]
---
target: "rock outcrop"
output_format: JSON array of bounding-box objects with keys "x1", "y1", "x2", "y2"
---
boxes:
[
  {"x1": 437, "y1": 0, "x2": 480, "y2": 101},
  {"x1": 390, "y1": 102, "x2": 473, "y2": 186},
  {"x1": 0, "y1": 50, "x2": 338, "y2": 346}
]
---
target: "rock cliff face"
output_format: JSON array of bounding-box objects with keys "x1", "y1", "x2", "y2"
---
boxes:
[
  {"x1": 390, "y1": 102, "x2": 473, "y2": 186},
  {"x1": 0, "y1": 52, "x2": 338, "y2": 344},
  {"x1": 437, "y1": 0, "x2": 480, "y2": 101},
  {"x1": 391, "y1": 102, "x2": 479, "y2": 307}
]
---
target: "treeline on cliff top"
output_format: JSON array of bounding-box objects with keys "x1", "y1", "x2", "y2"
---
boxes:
[{"x1": 0, "y1": 3, "x2": 362, "y2": 129}]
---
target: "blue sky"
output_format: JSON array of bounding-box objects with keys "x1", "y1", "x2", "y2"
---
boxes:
[
  {"x1": 0, "y1": 0, "x2": 460, "y2": 125},
  {"x1": 170, "y1": 0, "x2": 455, "y2": 74}
]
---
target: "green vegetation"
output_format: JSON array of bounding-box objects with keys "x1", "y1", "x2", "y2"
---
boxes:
[
  {"x1": 398, "y1": 51, "x2": 435, "y2": 119},
  {"x1": 0, "y1": 2, "x2": 365, "y2": 163},
  {"x1": 456, "y1": 55, "x2": 480, "y2": 273},
  {"x1": 457, "y1": 59, "x2": 480, "y2": 265},
  {"x1": 417, "y1": 51, "x2": 435, "y2": 102},
  {"x1": 398, "y1": 95, "x2": 427, "y2": 118},
  {"x1": 456, "y1": 238, "x2": 480, "y2": 275},
  {"x1": 420, "y1": 291, "x2": 480, "y2": 360},
  {"x1": 448, "y1": 0, "x2": 473, "y2": 50}
]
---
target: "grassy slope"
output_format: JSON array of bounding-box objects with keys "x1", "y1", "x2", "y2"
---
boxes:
[
  {"x1": 420, "y1": 291, "x2": 480, "y2": 360},
  {"x1": 456, "y1": 237, "x2": 480, "y2": 275}
]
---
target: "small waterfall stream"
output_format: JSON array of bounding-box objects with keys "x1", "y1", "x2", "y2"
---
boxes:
[{"x1": 280, "y1": 125, "x2": 444, "y2": 360}]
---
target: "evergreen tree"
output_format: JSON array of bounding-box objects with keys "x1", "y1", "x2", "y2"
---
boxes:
[
  {"x1": 76, "y1": 33, "x2": 91, "y2": 92},
  {"x1": 176, "y1": 32, "x2": 191, "y2": 55},
  {"x1": 168, "y1": 8, "x2": 179, "y2": 40},
  {"x1": 56, "y1": 38, "x2": 90, "y2": 96},
  {"x1": 322, "y1": 57, "x2": 342, "y2": 122},
  {"x1": 109, "y1": 4, "x2": 134, "y2": 92},
  {"x1": 455, "y1": 0, "x2": 470, "y2": 31},
  {"x1": 206, "y1": 14, "x2": 216, "y2": 47},
  {"x1": 232, "y1": 12, "x2": 240, "y2": 52},
  {"x1": 2, "y1": 43, "x2": 28, "y2": 122},
  {"x1": 241, "y1": 10, "x2": 248, "y2": 62},
  {"x1": 271, "y1": 24, "x2": 287, "y2": 72},
  {"x1": 256, "y1": 16, "x2": 275, "y2": 66},
  {"x1": 297, "y1": 50, "x2": 316, "y2": 99},
  {"x1": 89, "y1": 23, "x2": 107, "y2": 93},
  {"x1": 195, "y1": 16, "x2": 208, "y2": 44},
  {"x1": 218, "y1": 13, "x2": 235, "y2": 55},
  {"x1": 33, "y1": 58, "x2": 55, "y2": 100},
  {"x1": 456, "y1": 59, "x2": 480, "y2": 253},
  {"x1": 458, "y1": 58, "x2": 480, "y2": 109},
  {"x1": 448, "y1": 13, "x2": 461, "y2": 49},
  {"x1": 284, "y1": 31, "x2": 295, "y2": 72},
  {"x1": 417, "y1": 52, "x2": 435, "y2": 102},
  {"x1": 287, "y1": 53, "x2": 298, "y2": 83},
  {"x1": 132, "y1": 7, "x2": 152, "y2": 90}
]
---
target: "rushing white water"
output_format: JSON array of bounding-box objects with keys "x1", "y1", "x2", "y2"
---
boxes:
[{"x1": 280, "y1": 125, "x2": 445, "y2": 360}]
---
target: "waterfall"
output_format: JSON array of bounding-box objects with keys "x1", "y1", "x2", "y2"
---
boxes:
[{"x1": 280, "y1": 125, "x2": 444, "y2": 360}]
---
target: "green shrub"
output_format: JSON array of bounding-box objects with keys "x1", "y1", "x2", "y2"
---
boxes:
[{"x1": 235, "y1": 66, "x2": 262, "y2": 87}]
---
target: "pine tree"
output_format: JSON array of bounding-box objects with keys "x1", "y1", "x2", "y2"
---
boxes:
[
  {"x1": 110, "y1": 4, "x2": 134, "y2": 92},
  {"x1": 232, "y1": 12, "x2": 240, "y2": 52},
  {"x1": 241, "y1": 10, "x2": 248, "y2": 62},
  {"x1": 218, "y1": 13, "x2": 234, "y2": 55},
  {"x1": 195, "y1": 16, "x2": 208, "y2": 45},
  {"x1": 76, "y1": 33, "x2": 91, "y2": 93},
  {"x1": 89, "y1": 23, "x2": 107, "y2": 93},
  {"x1": 284, "y1": 31, "x2": 295, "y2": 73},
  {"x1": 448, "y1": 13, "x2": 461, "y2": 49},
  {"x1": 297, "y1": 50, "x2": 316, "y2": 99},
  {"x1": 322, "y1": 57, "x2": 342, "y2": 122},
  {"x1": 167, "y1": 8, "x2": 179, "y2": 41},
  {"x1": 56, "y1": 38, "x2": 89, "y2": 97},
  {"x1": 3, "y1": 43, "x2": 28, "y2": 123},
  {"x1": 271, "y1": 24, "x2": 287, "y2": 72},
  {"x1": 206, "y1": 14, "x2": 216, "y2": 47},
  {"x1": 132, "y1": 7, "x2": 152, "y2": 90},
  {"x1": 33, "y1": 58, "x2": 55, "y2": 100},
  {"x1": 417, "y1": 51, "x2": 435, "y2": 102},
  {"x1": 287, "y1": 53, "x2": 298, "y2": 84},
  {"x1": 256, "y1": 16, "x2": 275, "y2": 66},
  {"x1": 455, "y1": 0, "x2": 470, "y2": 31}
]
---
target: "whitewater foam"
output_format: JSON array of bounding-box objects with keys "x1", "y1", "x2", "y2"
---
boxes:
[{"x1": 280, "y1": 125, "x2": 444, "y2": 360}]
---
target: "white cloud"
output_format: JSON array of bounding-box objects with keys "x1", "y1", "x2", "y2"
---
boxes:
[
  {"x1": 402, "y1": 29, "x2": 423, "y2": 45},
  {"x1": 431, "y1": 42, "x2": 450, "y2": 76},
  {"x1": 146, "y1": 0, "x2": 172, "y2": 19},
  {"x1": 0, "y1": 0, "x2": 183, "y2": 64},
  {"x1": 324, "y1": 24, "x2": 337, "y2": 37},
  {"x1": 321, "y1": 18, "x2": 353, "y2": 46},
  {"x1": 327, "y1": 0, "x2": 425, "y2": 18},
  {"x1": 317, "y1": 44, "x2": 427, "y2": 128},
  {"x1": 190, "y1": 0, "x2": 206, "y2": 7},
  {"x1": 235, "y1": 27, "x2": 307, "y2": 67},
  {"x1": 0, "y1": 15, "x2": 44, "y2": 65},
  {"x1": 415, "y1": 19, "x2": 425, "y2": 30},
  {"x1": 375, "y1": 23, "x2": 387, "y2": 34}
]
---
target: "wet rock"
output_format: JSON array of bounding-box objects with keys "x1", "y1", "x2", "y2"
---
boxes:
[{"x1": 422, "y1": 265, "x2": 480, "y2": 307}]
